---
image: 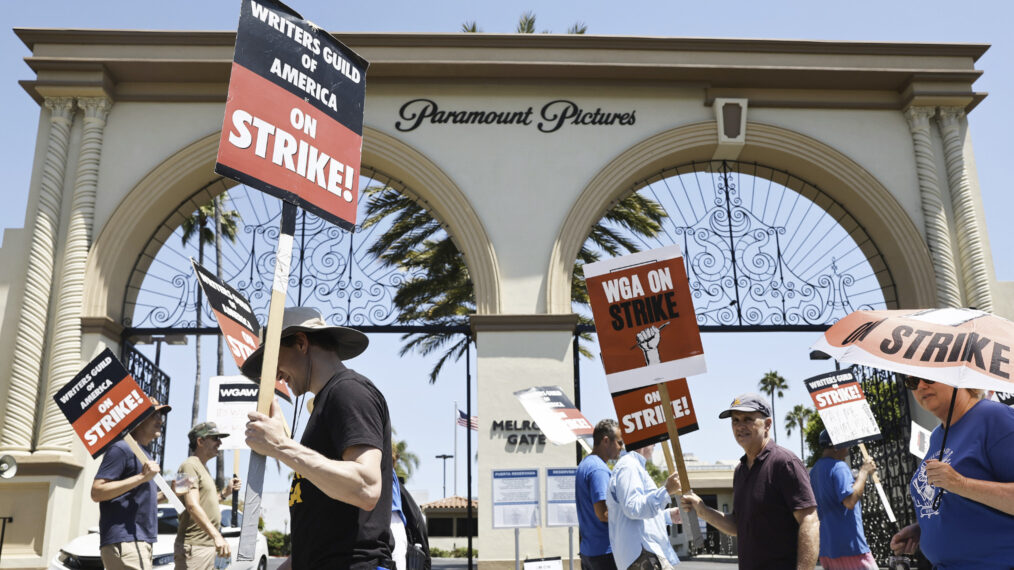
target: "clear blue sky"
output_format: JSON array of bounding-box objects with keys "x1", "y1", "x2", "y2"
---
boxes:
[{"x1": 2, "y1": 0, "x2": 1012, "y2": 512}]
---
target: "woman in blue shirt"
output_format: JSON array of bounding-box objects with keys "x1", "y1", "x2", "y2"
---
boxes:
[{"x1": 890, "y1": 377, "x2": 1014, "y2": 568}]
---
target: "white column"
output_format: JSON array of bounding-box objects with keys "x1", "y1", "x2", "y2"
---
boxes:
[
  {"x1": 935, "y1": 107, "x2": 993, "y2": 312},
  {"x1": 904, "y1": 106, "x2": 962, "y2": 308},
  {"x1": 0, "y1": 97, "x2": 76, "y2": 452},
  {"x1": 36, "y1": 97, "x2": 112, "y2": 452}
]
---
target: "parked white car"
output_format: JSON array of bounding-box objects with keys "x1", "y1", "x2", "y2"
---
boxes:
[{"x1": 50, "y1": 505, "x2": 269, "y2": 570}]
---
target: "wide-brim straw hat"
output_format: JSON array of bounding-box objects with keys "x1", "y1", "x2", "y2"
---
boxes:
[{"x1": 240, "y1": 306, "x2": 368, "y2": 379}]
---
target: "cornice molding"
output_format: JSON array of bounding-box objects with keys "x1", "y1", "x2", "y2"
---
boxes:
[{"x1": 469, "y1": 314, "x2": 579, "y2": 334}]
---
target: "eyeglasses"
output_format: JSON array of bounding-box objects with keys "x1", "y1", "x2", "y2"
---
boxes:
[{"x1": 903, "y1": 376, "x2": 936, "y2": 390}]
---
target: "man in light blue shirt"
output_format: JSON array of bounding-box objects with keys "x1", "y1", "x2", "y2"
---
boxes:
[{"x1": 607, "y1": 444, "x2": 682, "y2": 569}]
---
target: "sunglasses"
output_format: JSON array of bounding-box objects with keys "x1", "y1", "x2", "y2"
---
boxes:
[{"x1": 903, "y1": 376, "x2": 936, "y2": 390}]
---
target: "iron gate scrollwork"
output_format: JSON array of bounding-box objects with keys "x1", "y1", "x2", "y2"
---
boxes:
[
  {"x1": 850, "y1": 365, "x2": 929, "y2": 567},
  {"x1": 121, "y1": 343, "x2": 171, "y2": 469},
  {"x1": 124, "y1": 173, "x2": 429, "y2": 331},
  {"x1": 625, "y1": 161, "x2": 896, "y2": 330}
]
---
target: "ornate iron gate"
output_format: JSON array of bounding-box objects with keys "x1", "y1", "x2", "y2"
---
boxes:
[
  {"x1": 851, "y1": 365, "x2": 929, "y2": 567},
  {"x1": 121, "y1": 343, "x2": 171, "y2": 469}
]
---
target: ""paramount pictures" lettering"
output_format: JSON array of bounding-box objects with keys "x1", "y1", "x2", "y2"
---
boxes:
[{"x1": 395, "y1": 98, "x2": 636, "y2": 133}]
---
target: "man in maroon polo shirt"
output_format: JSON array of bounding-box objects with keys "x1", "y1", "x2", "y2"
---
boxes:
[{"x1": 681, "y1": 393, "x2": 818, "y2": 569}]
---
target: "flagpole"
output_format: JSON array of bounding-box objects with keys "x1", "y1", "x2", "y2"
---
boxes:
[{"x1": 454, "y1": 400, "x2": 459, "y2": 497}]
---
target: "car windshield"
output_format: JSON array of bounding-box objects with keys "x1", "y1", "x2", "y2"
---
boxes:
[{"x1": 157, "y1": 507, "x2": 179, "y2": 534}]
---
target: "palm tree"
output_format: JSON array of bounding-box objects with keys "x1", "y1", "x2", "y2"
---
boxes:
[
  {"x1": 784, "y1": 404, "x2": 814, "y2": 461},
  {"x1": 758, "y1": 370, "x2": 789, "y2": 443},
  {"x1": 463, "y1": 12, "x2": 586, "y2": 35},
  {"x1": 181, "y1": 193, "x2": 240, "y2": 486},
  {"x1": 360, "y1": 186, "x2": 664, "y2": 381},
  {"x1": 392, "y1": 430, "x2": 420, "y2": 482}
]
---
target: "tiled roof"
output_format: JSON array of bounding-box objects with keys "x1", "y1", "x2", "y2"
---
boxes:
[{"x1": 421, "y1": 496, "x2": 478, "y2": 511}]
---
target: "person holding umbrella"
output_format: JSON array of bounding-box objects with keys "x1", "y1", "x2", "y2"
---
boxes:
[
  {"x1": 889, "y1": 376, "x2": 1014, "y2": 567},
  {"x1": 811, "y1": 307, "x2": 1014, "y2": 566}
]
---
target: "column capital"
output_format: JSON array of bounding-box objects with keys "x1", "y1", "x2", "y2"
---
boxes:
[
  {"x1": 43, "y1": 97, "x2": 75, "y2": 120},
  {"x1": 936, "y1": 106, "x2": 966, "y2": 121},
  {"x1": 76, "y1": 96, "x2": 112, "y2": 121},
  {"x1": 903, "y1": 106, "x2": 936, "y2": 130}
]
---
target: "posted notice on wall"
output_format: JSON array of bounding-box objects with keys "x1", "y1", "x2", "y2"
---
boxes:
[
  {"x1": 53, "y1": 348, "x2": 154, "y2": 458},
  {"x1": 545, "y1": 468, "x2": 577, "y2": 527},
  {"x1": 909, "y1": 421, "x2": 932, "y2": 458},
  {"x1": 216, "y1": 0, "x2": 369, "y2": 230},
  {"x1": 611, "y1": 378, "x2": 699, "y2": 451},
  {"x1": 804, "y1": 369, "x2": 882, "y2": 448},
  {"x1": 585, "y1": 244, "x2": 706, "y2": 393},
  {"x1": 492, "y1": 469, "x2": 540, "y2": 528},
  {"x1": 206, "y1": 376, "x2": 259, "y2": 451}
]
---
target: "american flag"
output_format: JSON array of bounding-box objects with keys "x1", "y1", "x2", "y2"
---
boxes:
[{"x1": 457, "y1": 409, "x2": 478, "y2": 431}]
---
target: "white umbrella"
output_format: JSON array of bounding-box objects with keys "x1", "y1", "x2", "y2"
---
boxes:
[{"x1": 811, "y1": 307, "x2": 1014, "y2": 509}]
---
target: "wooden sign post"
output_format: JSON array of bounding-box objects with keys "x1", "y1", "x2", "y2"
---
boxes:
[
  {"x1": 656, "y1": 382, "x2": 703, "y2": 548},
  {"x1": 238, "y1": 202, "x2": 296, "y2": 559}
]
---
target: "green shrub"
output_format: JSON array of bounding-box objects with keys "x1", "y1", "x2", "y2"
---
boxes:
[
  {"x1": 263, "y1": 530, "x2": 291, "y2": 556},
  {"x1": 430, "y1": 547, "x2": 449, "y2": 558},
  {"x1": 451, "y1": 547, "x2": 477, "y2": 558}
]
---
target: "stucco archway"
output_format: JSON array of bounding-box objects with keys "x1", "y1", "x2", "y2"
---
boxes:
[{"x1": 83, "y1": 127, "x2": 501, "y2": 331}]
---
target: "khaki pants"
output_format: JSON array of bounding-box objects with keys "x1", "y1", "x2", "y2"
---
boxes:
[
  {"x1": 174, "y1": 541, "x2": 217, "y2": 570},
  {"x1": 100, "y1": 541, "x2": 153, "y2": 570}
]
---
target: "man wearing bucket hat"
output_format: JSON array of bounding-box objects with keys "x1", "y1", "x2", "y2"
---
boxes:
[
  {"x1": 91, "y1": 397, "x2": 171, "y2": 570},
  {"x1": 808, "y1": 430, "x2": 877, "y2": 569},
  {"x1": 174, "y1": 421, "x2": 241, "y2": 569},
  {"x1": 243, "y1": 306, "x2": 394, "y2": 570},
  {"x1": 681, "y1": 393, "x2": 818, "y2": 569}
]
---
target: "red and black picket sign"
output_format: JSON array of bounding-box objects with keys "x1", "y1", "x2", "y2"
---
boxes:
[
  {"x1": 216, "y1": 0, "x2": 369, "y2": 231},
  {"x1": 53, "y1": 348, "x2": 154, "y2": 458},
  {"x1": 192, "y1": 260, "x2": 260, "y2": 366},
  {"x1": 191, "y1": 259, "x2": 293, "y2": 403},
  {"x1": 610, "y1": 378, "x2": 699, "y2": 451}
]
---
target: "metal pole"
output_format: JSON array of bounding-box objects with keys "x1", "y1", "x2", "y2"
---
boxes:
[
  {"x1": 515, "y1": 527, "x2": 520, "y2": 570},
  {"x1": 0, "y1": 517, "x2": 12, "y2": 562},
  {"x1": 466, "y1": 335, "x2": 474, "y2": 570},
  {"x1": 435, "y1": 454, "x2": 453, "y2": 498},
  {"x1": 568, "y1": 526, "x2": 574, "y2": 570},
  {"x1": 572, "y1": 333, "x2": 582, "y2": 465},
  {"x1": 454, "y1": 400, "x2": 458, "y2": 497}
]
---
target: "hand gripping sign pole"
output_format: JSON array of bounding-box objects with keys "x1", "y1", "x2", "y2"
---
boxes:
[
  {"x1": 656, "y1": 382, "x2": 704, "y2": 549},
  {"x1": 237, "y1": 201, "x2": 296, "y2": 560},
  {"x1": 858, "y1": 443, "x2": 897, "y2": 525}
]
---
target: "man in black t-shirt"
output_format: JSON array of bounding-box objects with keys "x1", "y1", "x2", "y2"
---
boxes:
[{"x1": 243, "y1": 306, "x2": 393, "y2": 570}]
